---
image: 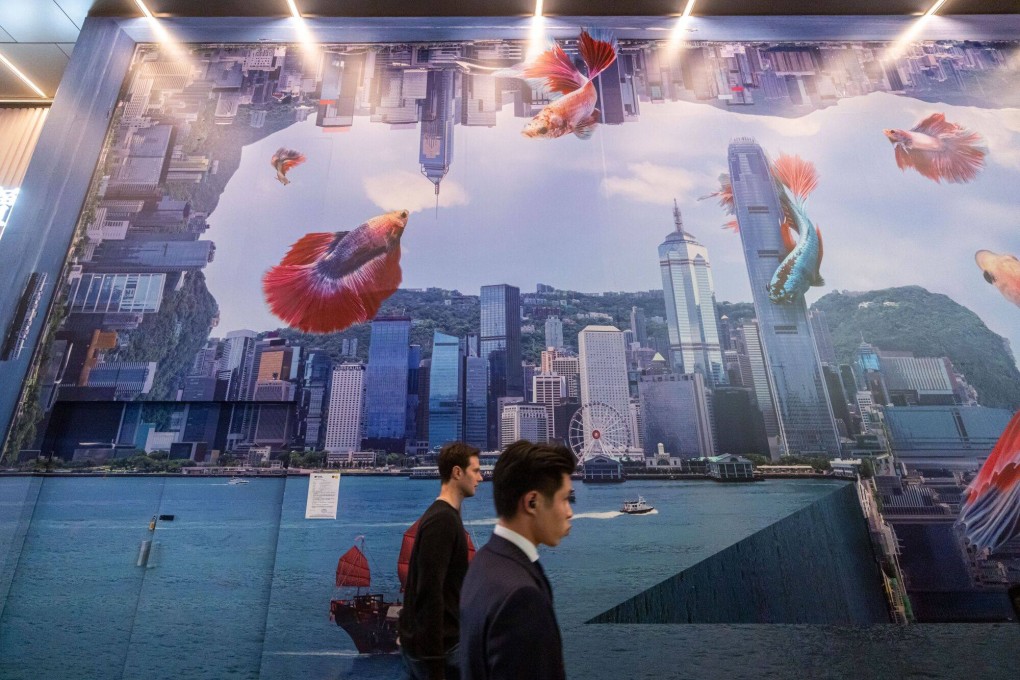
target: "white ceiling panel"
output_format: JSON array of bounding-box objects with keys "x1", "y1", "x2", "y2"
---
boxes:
[
  {"x1": 53, "y1": 0, "x2": 92, "y2": 30},
  {"x1": 0, "y1": 44, "x2": 70, "y2": 98},
  {"x1": 0, "y1": 1, "x2": 81, "y2": 43}
]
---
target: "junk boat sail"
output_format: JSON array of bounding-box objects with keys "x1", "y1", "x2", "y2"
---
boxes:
[{"x1": 330, "y1": 523, "x2": 477, "y2": 654}]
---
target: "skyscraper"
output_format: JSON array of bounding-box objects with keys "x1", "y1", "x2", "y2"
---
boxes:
[
  {"x1": 500, "y1": 404, "x2": 549, "y2": 447},
  {"x1": 419, "y1": 69, "x2": 457, "y2": 207},
  {"x1": 363, "y1": 317, "x2": 411, "y2": 452},
  {"x1": 728, "y1": 138, "x2": 840, "y2": 456},
  {"x1": 638, "y1": 373, "x2": 714, "y2": 458},
  {"x1": 578, "y1": 325, "x2": 632, "y2": 448},
  {"x1": 325, "y1": 363, "x2": 365, "y2": 453},
  {"x1": 463, "y1": 352, "x2": 488, "y2": 450},
  {"x1": 533, "y1": 372, "x2": 566, "y2": 441},
  {"x1": 545, "y1": 316, "x2": 564, "y2": 350},
  {"x1": 300, "y1": 352, "x2": 332, "y2": 450},
  {"x1": 808, "y1": 309, "x2": 838, "y2": 365},
  {"x1": 428, "y1": 331, "x2": 463, "y2": 449},
  {"x1": 739, "y1": 320, "x2": 780, "y2": 445},
  {"x1": 658, "y1": 201, "x2": 726, "y2": 386},
  {"x1": 481, "y1": 284, "x2": 522, "y2": 447},
  {"x1": 629, "y1": 306, "x2": 647, "y2": 347}
]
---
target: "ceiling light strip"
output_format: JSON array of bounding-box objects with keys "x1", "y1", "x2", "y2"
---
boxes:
[
  {"x1": 681, "y1": 0, "x2": 697, "y2": 19},
  {"x1": 924, "y1": 0, "x2": 949, "y2": 17},
  {"x1": 132, "y1": 0, "x2": 155, "y2": 20},
  {"x1": 534, "y1": 0, "x2": 544, "y2": 17},
  {"x1": 0, "y1": 51, "x2": 46, "y2": 99},
  {"x1": 286, "y1": 0, "x2": 303, "y2": 19}
]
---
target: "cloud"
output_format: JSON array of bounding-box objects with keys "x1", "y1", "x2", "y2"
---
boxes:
[
  {"x1": 363, "y1": 171, "x2": 469, "y2": 214},
  {"x1": 600, "y1": 162, "x2": 703, "y2": 206}
]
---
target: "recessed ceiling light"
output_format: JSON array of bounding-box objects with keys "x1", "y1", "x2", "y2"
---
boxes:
[{"x1": 0, "y1": 51, "x2": 46, "y2": 99}]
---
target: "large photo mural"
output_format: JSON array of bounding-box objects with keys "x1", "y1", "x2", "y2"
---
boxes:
[{"x1": 3, "y1": 26, "x2": 1020, "y2": 658}]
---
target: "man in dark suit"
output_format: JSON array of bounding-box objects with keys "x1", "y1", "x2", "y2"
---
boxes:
[{"x1": 459, "y1": 440, "x2": 576, "y2": 680}]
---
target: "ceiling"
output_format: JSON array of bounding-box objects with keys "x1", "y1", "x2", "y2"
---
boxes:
[{"x1": 0, "y1": 0, "x2": 1016, "y2": 100}]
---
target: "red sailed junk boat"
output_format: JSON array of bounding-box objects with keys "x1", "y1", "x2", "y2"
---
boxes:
[{"x1": 329, "y1": 524, "x2": 476, "y2": 654}]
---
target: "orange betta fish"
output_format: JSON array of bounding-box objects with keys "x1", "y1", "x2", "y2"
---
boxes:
[
  {"x1": 883, "y1": 113, "x2": 986, "y2": 184},
  {"x1": 975, "y1": 250, "x2": 1020, "y2": 309},
  {"x1": 270, "y1": 147, "x2": 307, "y2": 185},
  {"x1": 262, "y1": 210, "x2": 409, "y2": 334},
  {"x1": 521, "y1": 30, "x2": 617, "y2": 141}
]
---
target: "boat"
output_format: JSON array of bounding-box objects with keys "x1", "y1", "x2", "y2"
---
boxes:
[
  {"x1": 227, "y1": 477, "x2": 249, "y2": 485},
  {"x1": 330, "y1": 524, "x2": 477, "y2": 654},
  {"x1": 620, "y1": 496, "x2": 654, "y2": 514}
]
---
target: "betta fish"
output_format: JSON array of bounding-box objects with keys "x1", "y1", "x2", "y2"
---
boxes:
[
  {"x1": 766, "y1": 154, "x2": 825, "y2": 305},
  {"x1": 270, "y1": 147, "x2": 307, "y2": 185},
  {"x1": 975, "y1": 250, "x2": 1020, "y2": 309},
  {"x1": 883, "y1": 113, "x2": 986, "y2": 184},
  {"x1": 959, "y1": 410, "x2": 1020, "y2": 552},
  {"x1": 262, "y1": 210, "x2": 409, "y2": 334},
  {"x1": 520, "y1": 30, "x2": 618, "y2": 141}
]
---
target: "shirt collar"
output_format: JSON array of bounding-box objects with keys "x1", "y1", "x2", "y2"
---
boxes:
[{"x1": 493, "y1": 523, "x2": 539, "y2": 563}]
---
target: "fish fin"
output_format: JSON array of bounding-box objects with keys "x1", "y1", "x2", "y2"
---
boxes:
[
  {"x1": 771, "y1": 153, "x2": 818, "y2": 203},
  {"x1": 722, "y1": 219, "x2": 739, "y2": 233},
  {"x1": 262, "y1": 247, "x2": 403, "y2": 334},
  {"x1": 699, "y1": 174, "x2": 734, "y2": 214},
  {"x1": 522, "y1": 43, "x2": 586, "y2": 94},
  {"x1": 911, "y1": 112, "x2": 956, "y2": 137},
  {"x1": 278, "y1": 232, "x2": 339, "y2": 266},
  {"x1": 930, "y1": 130, "x2": 987, "y2": 184},
  {"x1": 280, "y1": 155, "x2": 306, "y2": 172},
  {"x1": 908, "y1": 148, "x2": 944, "y2": 183},
  {"x1": 893, "y1": 143, "x2": 914, "y2": 171},
  {"x1": 814, "y1": 225, "x2": 825, "y2": 284},
  {"x1": 781, "y1": 218, "x2": 798, "y2": 255},
  {"x1": 578, "y1": 29, "x2": 618, "y2": 80},
  {"x1": 573, "y1": 110, "x2": 600, "y2": 140}
]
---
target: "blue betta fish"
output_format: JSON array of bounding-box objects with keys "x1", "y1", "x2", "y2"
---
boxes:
[{"x1": 766, "y1": 154, "x2": 825, "y2": 305}]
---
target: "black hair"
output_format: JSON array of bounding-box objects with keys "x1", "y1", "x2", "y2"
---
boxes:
[
  {"x1": 437, "y1": 441, "x2": 480, "y2": 483},
  {"x1": 492, "y1": 440, "x2": 576, "y2": 519}
]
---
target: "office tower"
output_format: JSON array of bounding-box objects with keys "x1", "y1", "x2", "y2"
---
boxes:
[
  {"x1": 728, "y1": 138, "x2": 840, "y2": 456},
  {"x1": 428, "y1": 331, "x2": 464, "y2": 448},
  {"x1": 405, "y1": 344, "x2": 421, "y2": 446},
  {"x1": 712, "y1": 386, "x2": 771, "y2": 457},
  {"x1": 533, "y1": 373, "x2": 566, "y2": 440},
  {"x1": 419, "y1": 69, "x2": 457, "y2": 204},
  {"x1": 500, "y1": 404, "x2": 549, "y2": 446},
  {"x1": 808, "y1": 308, "x2": 838, "y2": 365},
  {"x1": 875, "y1": 351, "x2": 956, "y2": 406},
  {"x1": 219, "y1": 329, "x2": 257, "y2": 401},
  {"x1": 252, "y1": 337, "x2": 298, "y2": 401},
  {"x1": 545, "y1": 316, "x2": 564, "y2": 350},
  {"x1": 629, "y1": 399, "x2": 643, "y2": 451},
  {"x1": 325, "y1": 363, "x2": 365, "y2": 453},
  {"x1": 522, "y1": 362, "x2": 537, "y2": 403},
  {"x1": 86, "y1": 361, "x2": 157, "y2": 397},
  {"x1": 738, "y1": 321, "x2": 780, "y2": 443},
  {"x1": 481, "y1": 284, "x2": 522, "y2": 447},
  {"x1": 301, "y1": 352, "x2": 332, "y2": 450},
  {"x1": 578, "y1": 325, "x2": 632, "y2": 448},
  {"x1": 822, "y1": 364, "x2": 853, "y2": 437},
  {"x1": 658, "y1": 201, "x2": 726, "y2": 386},
  {"x1": 86, "y1": 240, "x2": 215, "y2": 273},
  {"x1": 464, "y1": 352, "x2": 488, "y2": 449},
  {"x1": 630, "y1": 306, "x2": 647, "y2": 347},
  {"x1": 416, "y1": 358, "x2": 431, "y2": 444},
  {"x1": 638, "y1": 373, "x2": 714, "y2": 458},
  {"x1": 68, "y1": 272, "x2": 166, "y2": 314},
  {"x1": 542, "y1": 348, "x2": 580, "y2": 400},
  {"x1": 363, "y1": 317, "x2": 411, "y2": 452}
]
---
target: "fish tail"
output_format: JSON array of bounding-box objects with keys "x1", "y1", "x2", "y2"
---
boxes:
[
  {"x1": 722, "y1": 219, "x2": 739, "y2": 233},
  {"x1": 578, "y1": 29, "x2": 618, "y2": 80},
  {"x1": 279, "y1": 233, "x2": 335, "y2": 266},
  {"x1": 813, "y1": 226, "x2": 825, "y2": 285},
  {"x1": 959, "y1": 472, "x2": 1020, "y2": 551},
  {"x1": 771, "y1": 153, "x2": 818, "y2": 203},
  {"x1": 931, "y1": 128, "x2": 987, "y2": 184},
  {"x1": 262, "y1": 247, "x2": 403, "y2": 334},
  {"x1": 522, "y1": 43, "x2": 586, "y2": 94}
]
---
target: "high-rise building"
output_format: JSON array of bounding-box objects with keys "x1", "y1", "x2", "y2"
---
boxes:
[
  {"x1": 658, "y1": 200, "x2": 726, "y2": 386},
  {"x1": 542, "y1": 348, "x2": 580, "y2": 400},
  {"x1": 712, "y1": 386, "x2": 771, "y2": 457},
  {"x1": 545, "y1": 316, "x2": 564, "y2": 350},
  {"x1": 325, "y1": 363, "x2": 365, "y2": 453},
  {"x1": 415, "y1": 358, "x2": 431, "y2": 444},
  {"x1": 419, "y1": 69, "x2": 457, "y2": 205},
  {"x1": 533, "y1": 372, "x2": 566, "y2": 441},
  {"x1": 428, "y1": 331, "x2": 464, "y2": 449},
  {"x1": 219, "y1": 329, "x2": 257, "y2": 401},
  {"x1": 481, "y1": 284, "x2": 522, "y2": 448},
  {"x1": 808, "y1": 309, "x2": 838, "y2": 365},
  {"x1": 68, "y1": 272, "x2": 166, "y2": 314},
  {"x1": 86, "y1": 240, "x2": 215, "y2": 273},
  {"x1": 300, "y1": 352, "x2": 332, "y2": 450},
  {"x1": 638, "y1": 373, "x2": 714, "y2": 458},
  {"x1": 630, "y1": 306, "x2": 647, "y2": 347},
  {"x1": 363, "y1": 317, "x2": 411, "y2": 452},
  {"x1": 500, "y1": 404, "x2": 549, "y2": 446},
  {"x1": 464, "y1": 352, "x2": 488, "y2": 450},
  {"x1": 86, "y1": 360, "x2": 157, "y2": 397},
  {"x1": 578, "y1": 325, "x2": 632, "y2": 448},
  {"x1": 728, "y1": 138, "x2": 840, "y2": 456},
  {"x1": 738, "y1": 320, "x2": 780, "y2": 444}
]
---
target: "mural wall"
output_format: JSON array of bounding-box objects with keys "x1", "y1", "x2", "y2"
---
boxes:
[{"x1": 3, "y1": 24, "x2": 1020, "y2": 637}]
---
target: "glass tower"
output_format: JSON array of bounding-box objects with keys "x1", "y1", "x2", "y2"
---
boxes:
[
  {"x1": 658, "y1": 201, "x2": 726, "y2": 386},
  {"x1": 727, "y1": 138, "x2": 840, "y2": 456},
  {"x1": 428, "y1": 331, "x2": 463, "y2": 448},
  {"x1": 363, "y1": 317, "x2": 411, "y2": 451},
  {"x1": 480, "y1": 284, "x2": 522, "y2": 396}
]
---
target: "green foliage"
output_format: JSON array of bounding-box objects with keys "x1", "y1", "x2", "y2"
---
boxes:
[{"x1": 812, "y1": 286, "x2": 1020, "y2": 409}]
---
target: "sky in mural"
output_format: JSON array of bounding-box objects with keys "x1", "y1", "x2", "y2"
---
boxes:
[{"x1": 204, "y1": 90, "x2": 1020, "y2": 356}]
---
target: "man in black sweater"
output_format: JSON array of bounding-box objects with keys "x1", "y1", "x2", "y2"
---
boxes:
[{"x1": 399, "y1": 442, "x2": 482, "y2": 680}]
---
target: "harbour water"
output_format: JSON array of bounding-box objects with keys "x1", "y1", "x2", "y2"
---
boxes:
[{"x1": 1, "y1": 475, "x2": 1018, "y2": 679}]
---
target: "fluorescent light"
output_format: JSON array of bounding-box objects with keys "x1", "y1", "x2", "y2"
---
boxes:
[
  {"x1": 924, "y1": 0, "x2": 949, "y2": 17},
  {"x1": 133, "y1": 0, "x2": 154, "y2": 20},
  {"x1": 286, "y1": 0, "x2": 302, "y2": 19},
  {"x1": 681, "y1": 0, "x2": 697, "y2": 19},
  {"x1": 0, "y1": 51, "x2": 46, "y2": 98},
  {"x1": 534, "y1": 0, "x2": 543, "y2": 17}
]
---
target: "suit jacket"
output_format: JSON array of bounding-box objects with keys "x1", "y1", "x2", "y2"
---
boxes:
[{"x1": 459, "y1": 534, "x2": 565, "y2": 680}]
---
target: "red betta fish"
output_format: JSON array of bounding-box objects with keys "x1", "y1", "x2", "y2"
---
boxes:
[
  {"x1": 270, "y1": 147, "x2": 307, "y2": 185},
  {"x1": 883, "y1": 113, "x2": 986, "y2": 184},
  {"x1": 262, "y1": 210, "x2": 409, "y2": 334},
  {"x1": 521, "y1": 30, "x2": 618, "y2": 140},
  {"x1": 959, "y1": 410, "x2": 1020, "y2": 551}
]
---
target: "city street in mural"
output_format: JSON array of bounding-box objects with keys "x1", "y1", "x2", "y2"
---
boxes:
[{"x1": 6, "y1": 31, "x2": 1020, "y2": 624}]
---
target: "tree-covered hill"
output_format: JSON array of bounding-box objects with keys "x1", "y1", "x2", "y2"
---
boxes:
[{"x1": 811, "y1": 286, "x2": 1020, "y2": 410}]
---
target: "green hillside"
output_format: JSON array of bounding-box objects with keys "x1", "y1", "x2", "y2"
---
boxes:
[{"x1": 811, "y1": 286, "x2": 1020, "y2": 410}]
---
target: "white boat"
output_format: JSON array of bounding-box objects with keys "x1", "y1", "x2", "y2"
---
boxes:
[
  {"x1": 228, "y1": 477, "x2": 249, "y2": 485},
  {"x1": 620, "y1": 496, "x2": 653, "y2": 514}
]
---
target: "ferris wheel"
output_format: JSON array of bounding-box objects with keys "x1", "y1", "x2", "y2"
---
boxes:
[{"x1": 567, "y1": 402, "x2": 631, "y2": 464}]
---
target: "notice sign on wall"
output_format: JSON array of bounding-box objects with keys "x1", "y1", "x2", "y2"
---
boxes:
[{"x1": 305, "y1": 473, "x2": 341, "y2": 519}]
